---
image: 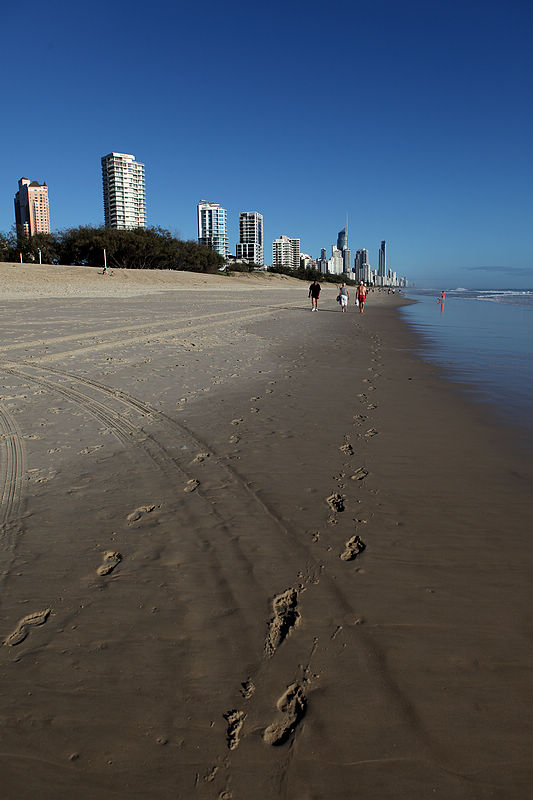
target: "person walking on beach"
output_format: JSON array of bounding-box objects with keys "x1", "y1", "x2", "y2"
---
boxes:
[
  {"x1": 309, "y1": 279, "x2": 321, "y2": 311},
  {"x1": 339, "y1": 283, "x2": 349, "y2": 312},
  {"x1": 356, "y1": 282, "x2": 367, "y2": 313}
]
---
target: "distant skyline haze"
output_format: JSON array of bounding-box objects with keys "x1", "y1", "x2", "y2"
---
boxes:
[{"x1": 1, "y1": 0, "x2": 532, "y2": 288}]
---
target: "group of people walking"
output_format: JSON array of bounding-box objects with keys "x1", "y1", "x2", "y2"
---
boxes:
[{"x1": 308, "y1": 280, "x2": 367, "y2": 313}]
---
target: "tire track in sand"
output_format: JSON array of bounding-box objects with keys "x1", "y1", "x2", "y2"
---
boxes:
[
  {"x1": 0, "y1": 404, "x2": 25, "y2": 527},
  {"x1": 0, "y1": 403, "x2": 27, "y2": 592},
  {"x1": 0, "y1": 301, "x2": 302, "y2": 365}
]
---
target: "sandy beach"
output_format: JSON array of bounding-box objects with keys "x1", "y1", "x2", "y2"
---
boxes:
[{"x1": 0, "y1": 263, "x2": 532, "y2": 799}]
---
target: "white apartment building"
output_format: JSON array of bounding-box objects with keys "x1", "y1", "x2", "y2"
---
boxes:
[
  {"x1": 300, "y1": 253, "x2": 315, "y2": 269},
  {"x1": 197, "y1": 202, "x2": 229, "y2": 261},
  {"x1": 272, "y1": 235, "x2": 300, "y2": 270},
  {"x1": 101, "y1": 153, "x2": 146, "y2": 229},
  {"x1": 327, "y1": 245, "x2": 344, "y2": 275},
  {"x1": 236, "y1": 211, "x2": 264, "y2": 266}
]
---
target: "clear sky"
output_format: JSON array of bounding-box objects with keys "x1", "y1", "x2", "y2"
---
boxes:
[{"x1": 2, "y1": 0, "x2": 532, "y2": 288}]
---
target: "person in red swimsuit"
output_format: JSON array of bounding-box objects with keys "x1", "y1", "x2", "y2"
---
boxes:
[{"x1": 356, "y1": 282, "x2": 367, "y2": 313}]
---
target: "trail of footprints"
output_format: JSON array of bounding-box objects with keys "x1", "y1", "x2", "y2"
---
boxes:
[
  {"x1": 220, "y1": 346, "x2": 383, "y2": 759},
  {"x1": 223, "y1": 587, "x2": 306, "y2": 753},
  {"x1": 3, "y1": 348, "x2": 383, "y2": 771}
]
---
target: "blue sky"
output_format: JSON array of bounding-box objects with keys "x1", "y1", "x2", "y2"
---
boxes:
[{"x1": 2, "y1": 0, "x2": 532, "y2": 287}]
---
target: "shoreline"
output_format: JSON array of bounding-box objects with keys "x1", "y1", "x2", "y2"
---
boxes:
[{"x1": 0, "y1": 271, "x2": 531, "y2": 798}]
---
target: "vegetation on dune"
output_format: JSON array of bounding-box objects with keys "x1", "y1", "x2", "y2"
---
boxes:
[{"x1": 0, "y1": 226, "x2": 225, "y2": 273}]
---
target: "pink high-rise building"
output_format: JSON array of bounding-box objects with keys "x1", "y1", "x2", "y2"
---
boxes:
[{"x1": 14, "y1": 178, "x2": 51, "y2": 237}]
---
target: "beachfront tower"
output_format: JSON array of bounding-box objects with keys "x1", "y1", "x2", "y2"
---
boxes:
[
  {"x1": 14, "y1": 178, "x2": 51, "y2": 237},
  {"x1": 236, "y1": 212, "x2": 264, "y2": 266},
  {"x1": 197, "y1": 202, "x2": 229, "y2": 261},
  {"x1": 272, "y1": 235, "x2": 300, "y2": 270},
  {"x1": 337, "y1": 228, "x2": 348, "y2": 252},
  {"x1": 378, "y1": 240, "x2": 387, "y2": 278},
  {"x1": 101, "y1": 152, "x2": 146, "y2": 230}
]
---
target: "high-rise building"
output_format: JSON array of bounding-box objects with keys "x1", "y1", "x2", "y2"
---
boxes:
[
  {"x1": 14, "y1": 178, "x2": 50, "y2": 237},
  {"x1": 355, "y1": 249, "x2": 371, "y2": 283},
  {"x1": 197, "y1": 202, "x2": 229, "y2": 261},
  {"x1": 327, "y1": 245, "x2": 344, "y2": 275},
  {"x1": 272, "y1": 235, "x2": 300, "y2": 270},
  {"x1": 101, "y1": 152, "x2": 146, "y2": 230},
  {"x1": 343, "y1": 247, "x2": 351, "y2": 274},
  {"x1": 236, "y1": 212, "x2": 263, "y2": 266},
  {"x1": 378, "y1": 240, "x2": 386, "y2": 277},
  {"x1": 337, "y1": 228, "x2": 348, "y2": 252},
  {"x1": 317, "y1": 248, "x2": 328, "y2": 274}
]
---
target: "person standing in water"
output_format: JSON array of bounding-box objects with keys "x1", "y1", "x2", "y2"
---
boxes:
[{"x1": 309, "y1": 279, "x2": 321, "y2": 311}]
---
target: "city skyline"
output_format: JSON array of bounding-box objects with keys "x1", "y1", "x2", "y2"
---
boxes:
[
  {"x1": 9, "y1": 166, "x2": 397, "y2": 276},
  {"x1": 1, "y1": 0, "x2": 532, "y2": 288}
]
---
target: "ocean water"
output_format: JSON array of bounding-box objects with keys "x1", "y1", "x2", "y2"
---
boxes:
[{"x1": 400, "y1": 288, "x2": 533, "y2": 443}]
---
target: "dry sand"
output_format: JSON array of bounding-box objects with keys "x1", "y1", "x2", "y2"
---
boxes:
[{"x1": 0, "y1": 264, "x2": 532, "y2": 799}]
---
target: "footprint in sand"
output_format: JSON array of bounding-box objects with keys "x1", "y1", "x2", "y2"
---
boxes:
[
  {"x1": 229, "y1": 434, "x2": 240, "y2": 445},
  {"x1": 326, "y1": 493, "x2": 345, "y2": 513},
  {"x1": 97, "y1": 551, "x2": 122, "y2": 576},
  {"x1": 4, "y1": 608, "x2": 51, "y2": 646},
  {"x1": 78, "y1": 445, "x2": 104, "y2": 455},
  {"x1": 231, "y1": 418, "x2": 243, "y2": 425},
  {"x1": 265, "y1": 588, "x2": 300, "y2": 658},
  {"x1": 192, "y1": 452, "x2": 209, "y2": 463},
  {"x1": 340, "y1": 535, "x2": 366, "y2": 561},
  {"x1": 340, "y1": 443, "x2": 354, "y2": 456},
  {"x1": 350, "y1": 467, "x2": 368, "y2": 481},
  {"x1": 364, "y1": 428, "x2": 378, "y2": 439},
  {"x1": 127, "y1": 505, "x2": 155, "y2": 524},
  {"x1": 240, "y1": 679, "x2": 255, "y2": 699},
  {"x1": 223, "y1": 710, "x2": 246, "y2": 750},
  {"x1": 263, "y1": 683, "x2": 307, "y2": 746},
  {"x1": 184, "y1": 479, "x2": 199, "y2": 493}
]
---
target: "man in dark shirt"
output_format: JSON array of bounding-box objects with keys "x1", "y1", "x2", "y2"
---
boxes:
[{"x1": 309, "y1": 280, "x2": 321, "y2": 311}]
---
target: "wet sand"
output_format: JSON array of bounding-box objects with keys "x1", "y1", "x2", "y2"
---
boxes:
[{"x1": 0, "y1": 265, "x2": 532, "y2": 799}]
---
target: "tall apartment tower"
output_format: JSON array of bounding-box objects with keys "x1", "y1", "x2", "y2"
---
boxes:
[
  {"x1": 236, "y1": 212, "x2": 264, "y2": 266},
  {"x1": 197, "y1": 202, "x2": 229, "y2": 261},
  {"x1": 272, "y1": 235, "x2": 300, "y2": 270},
  {"x1": 101, "y1": 152, "x2": 146, "y2": 230},
  {"x1": 14, "y1": 178, "x2": 50, "y2": 237},
  {"x1": 378, "y1": 240, "x2": 387, "y2": 277}
]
